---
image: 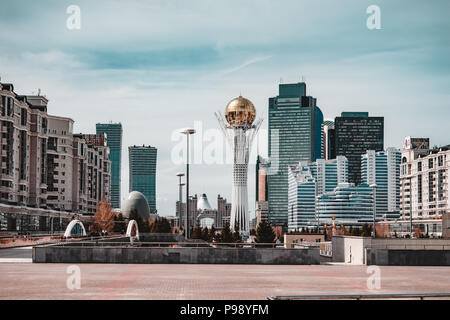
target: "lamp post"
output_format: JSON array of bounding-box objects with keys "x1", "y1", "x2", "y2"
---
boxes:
[
  {"x1": 180, "y1": 128, "x2": 196, "y2": 239},
  {"x1": 176, "y1": 172, "x2": 185, "y2": 231},
  {"x1": 370, "y1": 183, "x2": 378, "y2": 238}
]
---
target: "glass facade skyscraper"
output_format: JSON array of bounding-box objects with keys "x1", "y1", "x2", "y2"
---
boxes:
[
  {"x1": 268, "y1": 82, "x2": 323, "y2": 227},
  {"x1": 335, "y1": 112, "x2": 384, "y2": 185},
  {"x1": 128, "y1": 145, "x2": 157, "y2": 213},
  {"x1": 288, "y1": 156, "x2": 348, "y2": 230},
  {"x1": 361, "y1": 148, "x2": 401, "y2": 220},
  {"x1": 96, "y1": 123, "x2": 122, "y2": 208}
]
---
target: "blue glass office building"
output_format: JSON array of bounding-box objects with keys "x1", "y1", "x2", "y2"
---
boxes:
[
  {"x1": 128, "y1": 145, "x2": 157, "y2": 213},
  {"x1": 361, "y1": 148, "x2": 401, "y2": 220},
  {"x1": 96, "y1": 123, "x2": 122, "y2": 208},
  {"x1": 268, "y1": 82, "x2": 323, "y2": 227}
]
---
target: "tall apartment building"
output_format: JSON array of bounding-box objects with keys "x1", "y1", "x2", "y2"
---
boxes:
[
  {"x1": 46, "y1": 115, "x2": 75, "y2": 211},
  {"x1": 287, "y1": 156, "x2": 348, "y2": 230},
  {"x1": 268, "y1": 82, "x2": 323, "y2": 227},
  {"x1": 400, "y1": 139, "x2": 449, "y2": 220},
  {"x1": 0, "y1": 81, "x2": 111, "y2": 216},
  {"x1": 96, "y1": 122, "x2": 122, "y2": 208},
  {"x1": 335, "y1": 112, "x2": 384, "y2": 185},
  {"x1": 73, "y1": 134, "x2": 111, "y2": 214},
  {"x1": 361, "y1": 148, "x2": 401, "y2": 220},
  {"x1": 128, "y1": 145, "x2": 157, "y2": 213},
  {"x1": 217, "y1": 194, "x2": 231, "y2": 229},
  {"x1": 0, "y1": 83, "x2": 49, "y2": 208}
]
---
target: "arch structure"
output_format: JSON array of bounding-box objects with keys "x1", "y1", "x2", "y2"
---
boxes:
[
  {"x1": 126, "y1": 219, "x2": 140, "y2": 240},
  {"x1": 63, "y1": 220, "x2": 87, "y2": 238}
]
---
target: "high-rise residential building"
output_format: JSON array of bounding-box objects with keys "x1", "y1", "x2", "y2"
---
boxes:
[
  {"x1": 287, "y1": 156, "x2": 348, "y2": 230},
  {"x1": 335, "y1": 112, "x2": 384, "y2": 185},
  {"x1": 268, "y1": 82, "x2": 323, "y2": 227},
  {"x1": 323, "y1": 119, "x2": 336, "y2": 160},
  {"x1": 255, "y1": 155, "x2": 268, "y2": 226},
  {"x1": 0, "y1": 80, "x2": 111, "y2": 232},
  {"x1": 128, "y1": 145, "x2": 157, "y2": 213},
  {"x1": 96, "y1": 122, "x2": 122, "y2": 208},
  {"x1": 74, "y1": 134, "x2": 111, "y2": 214},
  {"x1": 316, "y1": 183, "x2": 374, "y2": 227},
  {"x1": 361, "y1": 148, "x2": 401, "y2": 220},
  {"x1": 46, "y1": 115, "x2": 75, "y2": 211},
  {"x1": 400, "y1": 140, "x2": 450, "y2": 221},
  {"x1": 0, "y1": 84, "x2": 50, "y2": 208}
]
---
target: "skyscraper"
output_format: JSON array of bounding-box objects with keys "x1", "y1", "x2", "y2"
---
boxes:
[
  {"x1": 323, "y1": 119, "x2": 336, "y2": 160},
  {"x1": 288, "y1": 156, "x2": 348, "y2": 230},
  {"x1": 96, "y1": 123, "x2": 122, "y2": 208},
  {"x1": 128, "y1": 145, "x2": 157, "y2": 213},
  {"x1": 361, "y1": 148, "x2": 401, "y2": 220},
  {"x1": 268, "y1": 82, "x2": 323, "y2": 227},
  {"x1": 335, "y1": 112, "x2": 383, "y2": 185}
]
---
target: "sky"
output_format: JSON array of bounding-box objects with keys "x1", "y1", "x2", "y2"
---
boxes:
[{"x1": 0, "y1": 0, "x2": 449, "y2": 217}]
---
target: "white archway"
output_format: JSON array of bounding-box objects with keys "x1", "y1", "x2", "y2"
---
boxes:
[
  {"x1": 64, "y1": 219, "x2": 87, "y2": 238},
  {"x1": 126, "y1": 220, "x2": 139, "y2": 240}
]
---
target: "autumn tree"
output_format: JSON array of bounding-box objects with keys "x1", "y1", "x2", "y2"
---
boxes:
[{"x1": 92, "y1": 199, "x2": 115, "y2": 234}]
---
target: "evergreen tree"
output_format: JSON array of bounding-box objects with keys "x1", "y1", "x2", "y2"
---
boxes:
[
  {"x1": 208, "y1": 226, "x2": 216, "y2": 242},
  {"x1": 255, "y1": 220, "x2": 276, "y2": 243},
  {"x1": 232, "y1": 223, "x2": 242, "y2": 243},
  {"x1": 113, "y1": 213, "x2": 126, "y2": 233},
  {"x1": 219, "y1": 222, "x2": 233, "y2": 243},
  {"x1": 150, "y1": 217, "x2": 172, "y2": 233},
  {"x1": 201, "y1": 227, "x2": 210, "y2": 241}
]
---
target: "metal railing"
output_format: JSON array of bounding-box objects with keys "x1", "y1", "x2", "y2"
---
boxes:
[
  {"x1": 268, "y1": 292, "x2": 450, "y2": 300},
  {"x1": 369, "y1": 243, "x2": 450, "y2": 250}
]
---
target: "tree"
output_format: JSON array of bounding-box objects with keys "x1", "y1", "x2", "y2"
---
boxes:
[
  {"x1": 150, "y1": 217, "x2": 172, "y2": 233},
  {"x1": 201, "y1": 227, "x2": 210, "y2": 241},
  {"x1": 129, "y1": 208, "x2": 150, "y2": 233},
  {"x1": 232, "y1": 223, "x2": 242, "y2": 243},
  {"x1": 208, "y1": 226, "x2": 216, "y2": 242},
  {"x1": 255, "y1": 220, "x2": 276, "y2": 244},
  {"x1": 218, "y1": 222, "x2": 233, "y2": 243},
  {"x1": 191, "y1": 223, "x2": 203, "y2": 239},
  {"x1": 92, "y1": 199, "x2": 115, "y2": 234},
  {"x1": 113, "y1": 213, "x2": 126, "y2": 233}
]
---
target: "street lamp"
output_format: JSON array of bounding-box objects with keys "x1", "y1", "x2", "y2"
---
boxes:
[
  {"x1": 180, "y1": 128, "x2": 196, "y2": 239},
  {"x1": 176, "y1": 172, "x2": 185, "y2": 231},
  {"x1": 370, "y1": 183, "x2": 378, "y2": 238}
]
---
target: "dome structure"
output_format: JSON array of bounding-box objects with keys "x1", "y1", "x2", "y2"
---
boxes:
[
  {"x1": 197, "y1": 193, "x2": 212, "y2": 211},
  {"x1": 225, "y1": 96, "x2": 256, "y2": 126},
  {"x1": 121, "y1": 191, "x2": 150, "y2": 220}
]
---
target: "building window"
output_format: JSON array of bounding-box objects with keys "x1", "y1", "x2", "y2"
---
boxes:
[
  {"x1": 417, "y1": 161, "x2": 422, "y2": 172},
  {"x1": 428, "y1": 158, "x2": 433, "y2": 169}
]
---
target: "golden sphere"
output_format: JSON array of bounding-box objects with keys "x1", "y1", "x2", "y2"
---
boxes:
[{"x1": 225, "y1": 96, "x2": 256, "y2": 126}]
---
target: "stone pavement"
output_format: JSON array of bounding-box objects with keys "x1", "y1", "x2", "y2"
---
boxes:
[{"x1": 0, "y1": 263, "x2": 449, "y2": 300}]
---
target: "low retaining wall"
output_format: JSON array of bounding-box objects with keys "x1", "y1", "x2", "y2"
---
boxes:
[
  {"x1": 32, "y1": 245, "x2": 320, "y2": 265},
  {"x1": 366, "y1": 249, "x2": 450, "y2": 266}
]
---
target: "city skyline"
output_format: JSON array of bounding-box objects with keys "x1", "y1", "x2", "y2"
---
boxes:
[{"x1": 1, "y1": 1, "x2": 449, "y2": 216}]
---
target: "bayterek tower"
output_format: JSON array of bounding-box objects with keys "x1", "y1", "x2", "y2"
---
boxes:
[{"x1": 216, "y1": 96, "x2": 262, "y2": 236}]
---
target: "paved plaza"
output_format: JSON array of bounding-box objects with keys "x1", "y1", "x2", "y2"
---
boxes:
[{"x1": 0, "y1": 247, "x2": 449, "y2": 300}]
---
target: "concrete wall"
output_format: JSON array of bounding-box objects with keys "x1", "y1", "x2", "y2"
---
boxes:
[
  {"x1": 33, "y1": 245, "x2": 320, "y2": 265},
  {"x1": 332, "y1": 236, "x2": 450, "y2": 265},
  {"x1": 366, "y1": 249, "x2": 450, "y2": 266}
]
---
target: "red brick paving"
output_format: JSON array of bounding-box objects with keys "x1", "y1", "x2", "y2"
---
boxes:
[{"x1": 0, "y1": 263, "x2": 449, "y2": 300}]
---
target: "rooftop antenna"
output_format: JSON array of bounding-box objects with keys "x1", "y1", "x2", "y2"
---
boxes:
[
  {"x1": 301, "y1": 75, "x2": 305, "y2": 82},
  {"x1": 38, "y1": 88, "x2": 41, "y2": 96},
  {"x1": 280, "y1": 78, "x2": 283, "y2": 84}
]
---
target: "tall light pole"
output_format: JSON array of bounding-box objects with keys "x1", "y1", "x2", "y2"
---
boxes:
[
  {"x1": 370, "y1": 183, "x2": 378, "y2": 238},
  {"x1": 176, "y1": 172, "x2": 185, "y2": 231},
  {"x1": 181, "y1": 128, "x2": 196, "y2": 239}
]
